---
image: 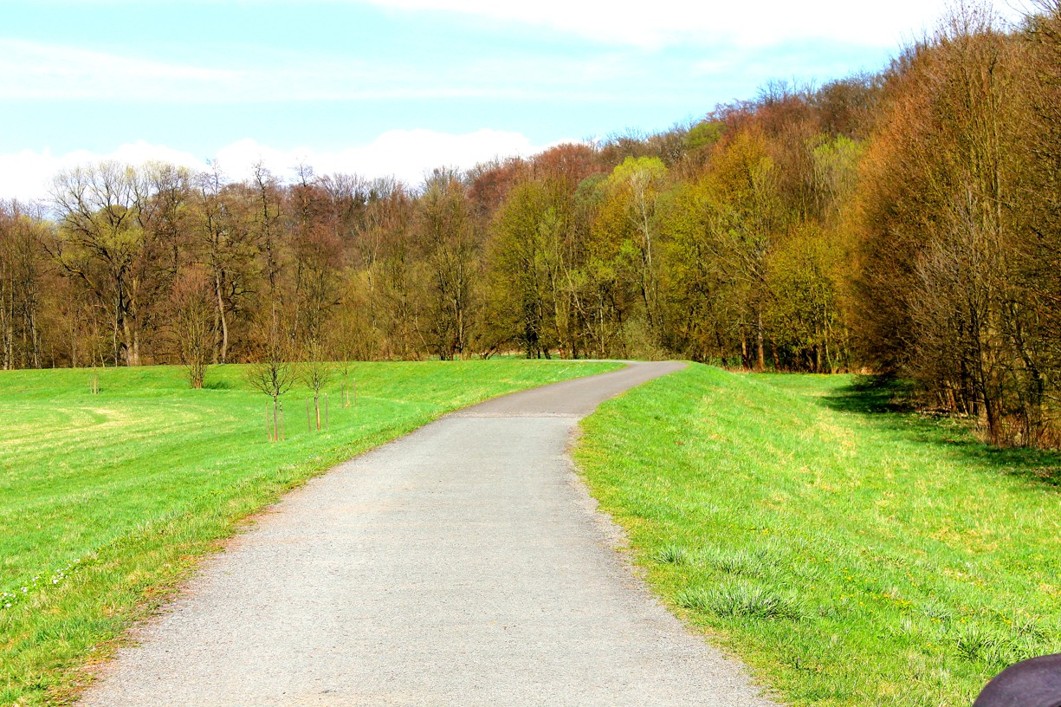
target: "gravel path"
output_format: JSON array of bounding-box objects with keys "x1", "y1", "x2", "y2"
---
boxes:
[{"x1": 81, "y1": 362, "x2": 775, "y2": 706}]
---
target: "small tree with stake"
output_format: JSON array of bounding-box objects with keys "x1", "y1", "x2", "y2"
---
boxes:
[
  {"x1": 326, "y1": 313, "x2": 359, "y2": 408},
  {"x1": 300, "y1": 339, "x2": 333, "y2": 431},
  {"x1": 337, "y1": 359, "x2": 354, "y2": 408},
  {"x1": 246, "y1": 312, "x2": 294, "y2": 441}
]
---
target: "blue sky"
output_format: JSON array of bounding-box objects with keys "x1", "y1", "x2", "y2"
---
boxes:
[{"x1": 0, "y1": 0, "x2": 1026, "y2": 199}]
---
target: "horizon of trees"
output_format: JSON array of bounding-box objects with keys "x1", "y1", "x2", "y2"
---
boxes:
[{"x1": 2, "y1": 1, "x2": 1060, "y2": 448}]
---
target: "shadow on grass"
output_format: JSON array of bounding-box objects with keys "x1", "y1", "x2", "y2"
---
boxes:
[
  {"x1": 825, "y1": 375, "x2": 915, "y2": 415},
  {"x1": 821, "y1": 375, "x2": 1061, "y2": 489}
]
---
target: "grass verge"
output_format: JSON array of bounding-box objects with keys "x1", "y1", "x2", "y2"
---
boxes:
[
  {"x1": 576, "y1": 364, "x2": 1061, "y2": 706},
  {"x1": 0, "y1": 359, "x2": 620, "y2": 704}
]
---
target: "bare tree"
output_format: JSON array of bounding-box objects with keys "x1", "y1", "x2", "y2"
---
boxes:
[
  {"x1": 191, "y1": 165, "x2": 257, "y2": 363},
  {"x1": 246, "y1": 313, "x2": 294, "y2": 442},
  {"x1": 0, "y1": 202, "x2": 44, "y2": 369},
  {"x1": 48, "y1": 163, "x2": 145, "y2": 366},
  {"x1": 170, "y1": 267, "x2": 214, "y2": 389},
  {"x1": 253, "y1": 163, "x2": 283, "y2": 297},
  {"x1": 300, "y1": 339, "x2": 333, "y2": 431}
]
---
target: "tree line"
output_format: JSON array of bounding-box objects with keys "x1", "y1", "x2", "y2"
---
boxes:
[{"x1": 2, "y1": 1, "x2": 1059, "y2": 447}]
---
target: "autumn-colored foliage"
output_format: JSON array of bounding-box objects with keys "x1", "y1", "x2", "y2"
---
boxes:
[{"x1": 2, "y1": 2, "x2": 1059, "y2": 447}]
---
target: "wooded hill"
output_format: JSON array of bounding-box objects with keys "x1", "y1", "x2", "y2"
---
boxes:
[{"x1": 2, "y1": 2, "x2": 1059, "y2": 447}]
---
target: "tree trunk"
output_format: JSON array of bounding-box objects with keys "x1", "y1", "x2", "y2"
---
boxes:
[
  {"x1": 215, "y1": 272, "x2": 229, "y2": 364},
  {"x1": 756, "y1": 310, "x2": 766, "y2": 372},
  {"x1": 272, "y1": 398, "x2": 280, "y2": 442}
]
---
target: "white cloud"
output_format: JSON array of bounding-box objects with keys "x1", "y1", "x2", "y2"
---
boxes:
[
  {"x1": 0, "y1": 39, "x2": 242, "y2": 101},
  {"x1": 0, "y1": 38, "x2": 634, "y2": 103},
  {"x1": 364, "y1": 0, "x2": 1029, "y2": 48},
  {"x1": 214, "y1": 130, "x2": 549, "y2": 184},
  {"x1": 0, "y1": 141, "x2": 207, "y2": 203},
  {"x1": 0, "y1": 130, "x2": 560, "y2": 202}
]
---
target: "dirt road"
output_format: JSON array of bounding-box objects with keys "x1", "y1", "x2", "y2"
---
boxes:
[{"x1": 82, "y1": 362, "x2": 773, "y2": 706}]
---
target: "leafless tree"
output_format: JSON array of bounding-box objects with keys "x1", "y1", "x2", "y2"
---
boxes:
[
  {"x1": 299, "y1": 339, "x2": 333, "y2": 431},
  {"x1": 246, "y1": 312, "x2": 294, "y2": 441}
]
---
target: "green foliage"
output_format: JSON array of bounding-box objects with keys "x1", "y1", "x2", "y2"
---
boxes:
[
  {"x1": 417, "y1": 170, "x2": 476, "y2": 359},
  {"x1": 766, "y1": 225, "x2": 850, "y2": 371},
  {"x1": 604, "y1": 156, "x2": 667, "y2": 191},
  {"x1": 486, "y1": 179, "x2": 572, "y2": 358},
  {"x1": 577, "y1": 365, "x2": 1061, "y2": 705},
  {"x1": 810, "y1": 135, "x2": 864, "y2": 222},
  {"x1": 684, "y1": 121, "x2": 724, "y2": 152},
  {"x1": 0, "y1": 360, "x2": 620, "y2": 704}
]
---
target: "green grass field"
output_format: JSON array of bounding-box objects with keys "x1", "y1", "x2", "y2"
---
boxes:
[
  {"x1": 0, "y1": 359, "x2": 620, "y2": 705},
  {"x1": 577, "y1": 365, "x2": 1061, "y2": 706}
]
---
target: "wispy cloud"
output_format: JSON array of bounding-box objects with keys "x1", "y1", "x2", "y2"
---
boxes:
[
  {"x1": 360, "y1": 0, "x2": 1029, "y2": 48},
  {"x1": 0, "y1": 38, "x2": 642, "y2": 103},
  {"x1": 0, "y1": 129, "x2": 560, "y2": 201},
  {"x1": 7, "y1": 2, "x2": 1007, "y2": 107},
  {"x1": 0, "y1": 39, "x2": 242, "y2": 100}
]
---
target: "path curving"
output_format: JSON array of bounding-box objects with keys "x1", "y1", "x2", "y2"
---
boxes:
[{"x1": 82, "y1": 362, "x2": 774, "y2": 706}]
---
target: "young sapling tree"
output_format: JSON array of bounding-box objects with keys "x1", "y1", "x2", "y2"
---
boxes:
[
  {"x1": 300, "y1": 339, "x2": 333, "y2": 431},
  {"x1": 246, "y1": 313, "x2": 294, "y2": 441}
]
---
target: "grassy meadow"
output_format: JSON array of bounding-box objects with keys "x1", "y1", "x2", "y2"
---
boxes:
[
  {"x1": 0, "y1": 359, "x2": 621, "y2": 704},
  {"x1": 577, "y1": 365, "x2": 1061, "y2": 706}
]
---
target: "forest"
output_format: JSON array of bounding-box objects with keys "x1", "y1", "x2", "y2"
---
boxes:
[{"x1": 1, "y1": 2, "x2": 1059, "y2": 448}]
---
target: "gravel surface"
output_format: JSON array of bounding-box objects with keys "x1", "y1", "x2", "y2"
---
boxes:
[{"x1": 81, "y1": 362, "x2": 775, "y2": 706}]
